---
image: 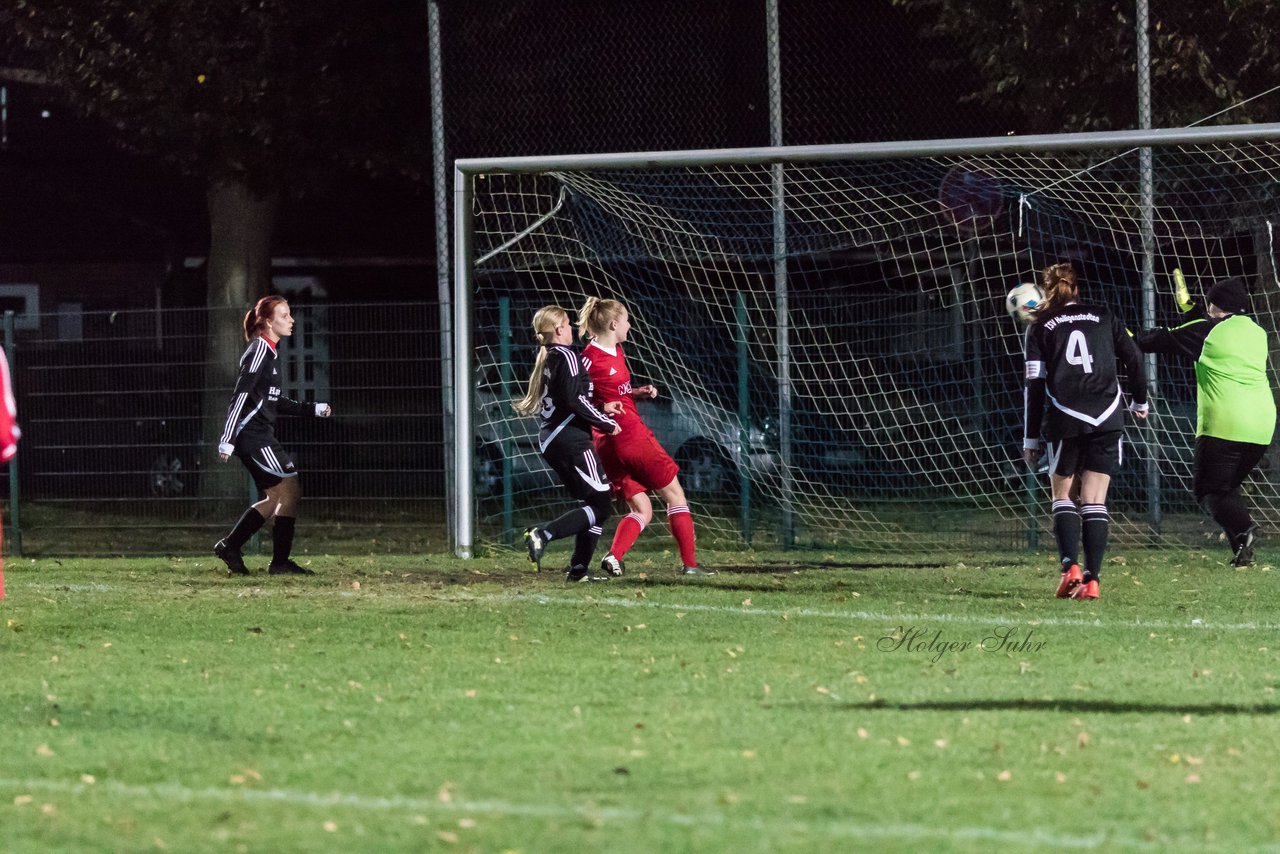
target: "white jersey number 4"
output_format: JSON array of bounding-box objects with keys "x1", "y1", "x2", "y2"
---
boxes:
[{"x1": 1065, "y1": 330, "x2": 1095, "y2": 374}]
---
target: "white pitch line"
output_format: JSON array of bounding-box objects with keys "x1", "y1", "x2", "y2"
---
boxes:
[
  {"x1": 13, "y1": 580, "x2": 1280, "y2": 632},
  {"x1": 0, "y1": 777, "x2": 1205, "y2": 851},
  {"x1": 448, "y1": 591, "x2": 1280, "y2": 633}
]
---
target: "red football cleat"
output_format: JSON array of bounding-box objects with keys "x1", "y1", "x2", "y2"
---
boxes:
[
  {"x1": 1055, "y1": 564, "x2": 1083, "y2": 598},
  {"x1": 1071, "y1": 579, "x2": 1100, "y2": 600}
]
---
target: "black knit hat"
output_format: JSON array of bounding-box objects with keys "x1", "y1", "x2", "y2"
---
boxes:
[{"x1": 1207, "y1": 277, "x2": 1249, "y2": 314}]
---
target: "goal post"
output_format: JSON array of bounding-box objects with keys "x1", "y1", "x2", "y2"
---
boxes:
[{"x1": 452, "y1": 122, "x2": 1280, "y2": 559}]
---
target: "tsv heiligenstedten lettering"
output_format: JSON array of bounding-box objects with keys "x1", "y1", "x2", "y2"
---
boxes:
[{"x1": 878, "y1": 626, "x2": 1047, "y2": 664}]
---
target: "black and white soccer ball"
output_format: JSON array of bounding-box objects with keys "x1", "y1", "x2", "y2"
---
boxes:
[{"x1": 1005, "y1": 282, "x2": 1044, "y2": 324}]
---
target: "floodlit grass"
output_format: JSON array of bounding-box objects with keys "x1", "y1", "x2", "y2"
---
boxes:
[{"x1": 2, "y1": 545, "x2": 1279, "y2": 852}]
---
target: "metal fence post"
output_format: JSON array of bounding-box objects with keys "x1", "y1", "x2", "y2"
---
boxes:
[{"x1": 735, "y1": 292, "x2": 752, "y2": 546}]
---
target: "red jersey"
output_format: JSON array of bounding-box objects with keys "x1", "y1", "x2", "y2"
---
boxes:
[
  {"x1": 0, "y1": 346, "x2": 18, "y2": 463},
  {"x1": 582, "y1": 340, "x2": 646, "y2": 430},
  {"x1": 582, "y1": 339, "x2": 679, "y2": 496}
]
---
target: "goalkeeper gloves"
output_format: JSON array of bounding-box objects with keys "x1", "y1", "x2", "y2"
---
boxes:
[{"x1": 1173, "y1": 268, "x2": 1194, "y2": 313}]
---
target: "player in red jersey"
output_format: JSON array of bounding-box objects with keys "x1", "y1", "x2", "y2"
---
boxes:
[
  {"x1": 577, "y1": 296, "x2": 712, "y2": 577},
  {"x1": 0, "y1": 345, "x2": 18, "y2": 599}
]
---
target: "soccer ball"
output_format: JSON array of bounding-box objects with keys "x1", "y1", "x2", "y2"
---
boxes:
[{"x1": 1005, "y1": 282, "x2": 1044, "y2": 324}]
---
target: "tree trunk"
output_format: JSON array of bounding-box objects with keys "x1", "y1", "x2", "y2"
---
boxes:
[{"x1": 201, "y1": 177, "x2": 280, "y2": 501}]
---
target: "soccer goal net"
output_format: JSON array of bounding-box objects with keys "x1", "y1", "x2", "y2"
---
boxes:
[{"x1": 453, "y1": 124, "x2": 1280, "y2": 557}]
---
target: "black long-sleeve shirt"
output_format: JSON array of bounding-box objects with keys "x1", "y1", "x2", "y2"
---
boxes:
[
  {"x1": 218, "y1": 336, "x2": 326, "y2": 454},
  {"x1": 536, "y1": 343, "x2": 616, "y2": 452}
]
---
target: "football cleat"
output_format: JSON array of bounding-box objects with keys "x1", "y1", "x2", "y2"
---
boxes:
[
  {"x1": 268, "y1": 559, "x2": 315, "y2": 576},
  {"x1": 1071, "y1": 579, "x2": 1100, "y2": 600},
  {"x1": 566, "y1": 564, "x2": 606, "y2": 583},
  {"x1": 1232, "y1": 525, "x2": 1259, "y2": 567},
  {"x1": 601, "y1": 553, "x2": 625, "y2": 577},
  {"x1": 523, "y1": 527, "x2": 546, "y2": 571},
  {"x1": 680, "y1": 564, "x2": 715, "y2": 576},
  {"x1": 214, "y1": 539, "x2": 250, "y2": 576},
  {"x1": 1055, "y1": 564, "x2": 1083, "y2": 598}
]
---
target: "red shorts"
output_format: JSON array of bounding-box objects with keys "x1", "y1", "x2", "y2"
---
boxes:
[{"x1": 594, "y1": 426, "x2": 679, "y2": 501}]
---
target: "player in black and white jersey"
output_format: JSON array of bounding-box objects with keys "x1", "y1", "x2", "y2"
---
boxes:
[
  {"x1": 214, "y1": 296, "x2": 332, "y2": 577},
  {"x1": 1022, "y1": 262, "x2": 1149, "y2": 600},
  {"x1": 512, "y1": 305, "x2": 621, "y2": 582}
]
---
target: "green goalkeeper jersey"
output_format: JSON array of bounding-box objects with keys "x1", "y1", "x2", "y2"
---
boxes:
[{"x1": 1136, "y1": 312, "x2": 1277, "y2": 444}]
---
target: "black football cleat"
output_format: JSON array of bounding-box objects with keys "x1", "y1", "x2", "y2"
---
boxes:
[
  {"x1": 523, "y1": 527, "x2": 547, "y2": 571},
  {"x1": 1232, "y1": 525, "x2": 1260, "y2": 567},
  {"x1": 268, "y1": 559, "x2": 315, "y2": 576},
  {"x1": 566, "y1": 564, "x2": 606, "y2": 583},
  {"x1": 214, "y1": 539, "x2": 250, "y2": 576}
]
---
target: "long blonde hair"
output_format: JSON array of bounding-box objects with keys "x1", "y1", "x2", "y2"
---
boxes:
[
  {"x1": 577, "y1": 295, "x2": 626, "y2": 340},
  {"x1": 1039, "y1": 262, "x2": 1080, "y2": 314},
  {"x1": 513, "y1": 305, "x2": 568, "y2": 417}
]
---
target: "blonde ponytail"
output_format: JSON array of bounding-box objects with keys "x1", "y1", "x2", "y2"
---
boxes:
[
  {"x1": 513, "y1": 306, "x2": 567, "y2": 417},
  {"x1": 577, "y1": 295, "x2": 626, "y2": 340}
]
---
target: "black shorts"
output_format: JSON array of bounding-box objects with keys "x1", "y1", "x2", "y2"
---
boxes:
[
  {"x1": 1046, "y1": 431, "x2": 1123, "y2": 477},
  {"x1": 1192, "y1": 435, "x2": 1267, "y2": 500},
  {"x1": 234, "y1": 435, "x2": 298, "y2": 493},
  {"x1": 542, "y1": 432, "x2": 611, "y2": 503}
]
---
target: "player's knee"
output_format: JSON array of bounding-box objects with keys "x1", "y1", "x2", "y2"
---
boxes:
[{"x1": 587, "y1": 491, "x2": 613, "y2": 523}]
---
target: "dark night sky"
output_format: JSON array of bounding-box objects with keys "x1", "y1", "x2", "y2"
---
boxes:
[{"x1": 0, "y1": 1, "x2": 994, "y2": 267}]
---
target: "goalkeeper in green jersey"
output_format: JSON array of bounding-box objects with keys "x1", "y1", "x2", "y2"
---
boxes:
[{"x1": 1135, "y1": 275, "x2": 1278, "y2": 566}]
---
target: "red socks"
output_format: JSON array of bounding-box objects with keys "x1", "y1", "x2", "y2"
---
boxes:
[
  {"x1": 610, "y1": 512, "x2": 645, "y2": 559},
  {"x1": 666, "y1": 504, "x2": 697, "y2": 567}
]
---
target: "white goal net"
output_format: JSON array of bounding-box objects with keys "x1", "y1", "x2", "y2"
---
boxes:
[{"x1": 454, "y1": 125, "x2": 1280, "y2": 555}]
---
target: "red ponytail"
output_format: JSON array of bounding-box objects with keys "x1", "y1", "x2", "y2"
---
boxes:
[{"x1": 243, "y1": 295, "x2": 287, "y2": 341}]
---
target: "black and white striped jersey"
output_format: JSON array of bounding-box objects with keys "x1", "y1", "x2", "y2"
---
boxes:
[
  {"x1": 218, "y1": 336, "x2": 327, "y2": 455},
  {"x1": 1023, "y1": 301, "x2": 1148, "y2": 445},
  {"x1": 536, "y1": 344, "x2": 617, "y2": 453}
]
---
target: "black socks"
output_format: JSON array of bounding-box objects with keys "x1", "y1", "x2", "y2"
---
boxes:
[
  {"x1": 273, "y1": 516, "x2": 296, "y2": 565},
  {"x1": 1080, "y1": 504, "x2": 1109, "y2": 582},
  {"x1": 224, "y1": 507, "x2": 266, "y2": 551}
]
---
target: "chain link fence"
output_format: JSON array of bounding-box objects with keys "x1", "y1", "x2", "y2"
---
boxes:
[{"x1": 2, "y1": 301, "x2": 444, "y2": 556}]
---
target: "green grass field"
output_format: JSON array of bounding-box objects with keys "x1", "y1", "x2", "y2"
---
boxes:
[{"x1": 3, "y1": 545, "x2": 1279, "y2": 852}]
